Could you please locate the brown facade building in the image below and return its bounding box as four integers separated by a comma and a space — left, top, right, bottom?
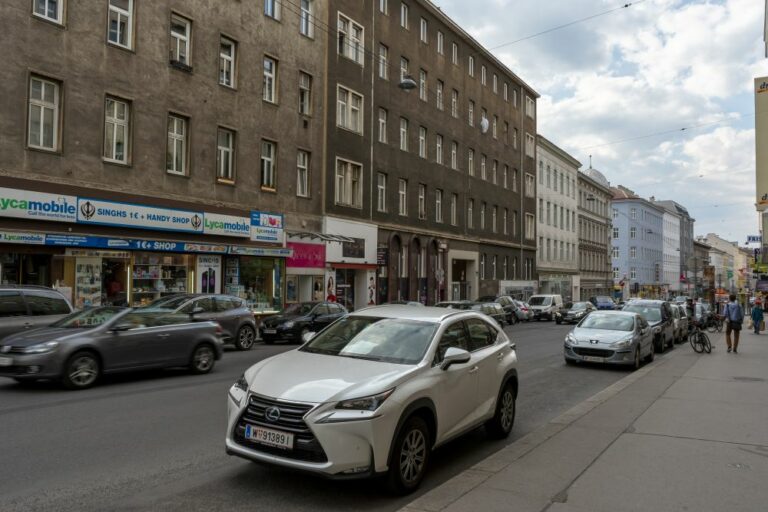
0, 0, 537, 310
577, 167, 613, 300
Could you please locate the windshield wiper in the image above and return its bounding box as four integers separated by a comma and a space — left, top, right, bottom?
301, 347, 338, 355
340, 354, 386, 362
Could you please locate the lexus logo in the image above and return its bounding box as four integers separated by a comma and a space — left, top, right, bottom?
265, 406, 281, 422
80, 201, 96, 220
191, 214, 202, 230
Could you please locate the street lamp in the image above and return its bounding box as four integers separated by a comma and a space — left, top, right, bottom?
398, 76, 418, 91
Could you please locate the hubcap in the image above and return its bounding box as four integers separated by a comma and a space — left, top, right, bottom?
195, 347, 214, 371
239, 328, 254, 348
500, 391, 514, 430
69, 356, 97, 386
399, 429, 426, 484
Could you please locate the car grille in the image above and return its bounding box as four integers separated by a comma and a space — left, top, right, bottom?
0, 346, 26, 354
573, 347, 614, 358
234, 394, 327, 463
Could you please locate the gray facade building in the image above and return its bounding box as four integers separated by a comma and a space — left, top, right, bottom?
577, 167, 613, 300
652, 200, 695, 290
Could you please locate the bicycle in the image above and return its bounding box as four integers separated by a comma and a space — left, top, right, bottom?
706, 314, 723, 334
689, 322, 712, 353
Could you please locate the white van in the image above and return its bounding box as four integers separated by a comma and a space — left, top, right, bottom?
528, 294, 564, 321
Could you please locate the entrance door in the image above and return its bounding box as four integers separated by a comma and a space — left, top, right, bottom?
102, 259, 128, 306
335, 269, 355, 311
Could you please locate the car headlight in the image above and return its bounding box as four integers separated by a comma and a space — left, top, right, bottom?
229, 373, 249, 406
282, 321, 295, 329
565, 333, 578, 345
336, 388, 395, 411
22, 341, 59, 354
611, 337, 634, 349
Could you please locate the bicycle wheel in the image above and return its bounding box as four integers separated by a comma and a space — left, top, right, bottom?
689, 331, 698, 351
692, 332, 705, 353
706, 322, 716, 334
703, 333, 712, 353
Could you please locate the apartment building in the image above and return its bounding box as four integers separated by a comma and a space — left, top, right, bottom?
652, 199, 694, 294
577, 167, 612, 300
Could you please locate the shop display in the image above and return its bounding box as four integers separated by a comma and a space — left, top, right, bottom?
75, 257, 102, 308
131, 253, 190, 306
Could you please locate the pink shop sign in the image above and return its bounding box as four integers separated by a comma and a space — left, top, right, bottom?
287, 242, 326, 268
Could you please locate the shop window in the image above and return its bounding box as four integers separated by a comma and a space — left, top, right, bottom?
239, 256, 284, 311
131, 253, 191, 306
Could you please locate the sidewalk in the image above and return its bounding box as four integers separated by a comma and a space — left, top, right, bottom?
402, 330, 768, 512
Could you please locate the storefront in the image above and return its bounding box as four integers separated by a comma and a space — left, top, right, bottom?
285, 240, 326, 304
0, 186, 290, 312
323, 217, 378, 311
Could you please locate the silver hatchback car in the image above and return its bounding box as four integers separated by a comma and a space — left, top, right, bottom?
564, 311, 654, 370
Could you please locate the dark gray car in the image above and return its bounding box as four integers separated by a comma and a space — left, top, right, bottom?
0, 307, 224, 389
143, 294, 257, 350
622, 299, 675, 353
0, 286, 73, 341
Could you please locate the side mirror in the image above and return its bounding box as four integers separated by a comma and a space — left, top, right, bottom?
302, 331, 316, 343
110, 322, 133, 333
440, 347, 471, 370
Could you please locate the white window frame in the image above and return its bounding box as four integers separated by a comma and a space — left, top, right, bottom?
296, 150, 310, 197
418, 126, 427, 158
337, 12, 364, 65
420, 17, 427, 43
378, 108, 388, 143
436, 189, 443, 223
481, 65, 486, 85
219, 37, 236, 88
27, 76, 60, 151
299, 0, 314, 37
525, 133, 535, 157
468, 199, 474, 228
468, 148, 474, 176
400, 117, 408, 151
419, 69, 427, 101
299, 72, 312, 115
399, 179, 408, 216
492, 160, 497, 185
108, 0, 134, 49
418, 183, 426, 219
378, 44, 389, 80
379, 0, 388, 14
377, 172, 387, 212
503, 165, 508, 189
263, 56, 278, 103
261, 140, 277, 189
468, 55, 474, 77
400, 56, 409, 81
492, 74, 497, 93
525, 173, 535, 197
480, 154, 487, 180
436, 134, 443, 164
503, 208, 508, 235
492, 206, 497, 233
437, 31, 444, 54
512, 167, 518, 192
480, 202, 486, 229
451, 89, 458, 118
492, 115, 498, 139
264, 0, 281, 19
400, 2, 408, 29
468, 100, 474, 126
451, 42, 458, 64
526, 95, 536, 118
216, 128, 235, 182
451, 194, 458, 226
436, 80, 444, 110
336, 85, 363, 134
630, 227, 637, 239
503, 82, 508, 101
613, 227, 620, 239
34, 0, 64, 24
525, 213, 535, 240
335, 158, 363, 208
166, 114, 187, 175
103, 96, 130, 164
169, 13, 191, 65
451, 141, 458, 170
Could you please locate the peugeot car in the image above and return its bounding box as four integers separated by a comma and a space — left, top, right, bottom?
564, 311, 654, 369
226, 305, 518, 494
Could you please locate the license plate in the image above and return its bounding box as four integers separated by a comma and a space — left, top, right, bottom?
582, 355, 605, 363
0, 357, 12, 366
244, 424, 294, 449
262, 329, 277, 334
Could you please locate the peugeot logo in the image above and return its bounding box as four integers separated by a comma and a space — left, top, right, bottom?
80, 201, 96, 220
265, 406, 281, 422
191, 214, 202, 230
589, 339, 600, 344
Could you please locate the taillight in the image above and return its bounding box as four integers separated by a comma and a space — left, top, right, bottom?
215, 324, 223, 335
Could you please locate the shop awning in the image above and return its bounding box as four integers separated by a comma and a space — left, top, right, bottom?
287, 231, 355, 243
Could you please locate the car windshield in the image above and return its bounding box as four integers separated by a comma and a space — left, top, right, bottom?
284, 303, 316, 316
142, 295, 190, 310
623, 305, 661, 323
529, 296, 551, 306
596, 296, 613, 303
578, 314, 634, 331
51, 307, 125, 328
301, 316, 438, 365
571, 302, 589, 311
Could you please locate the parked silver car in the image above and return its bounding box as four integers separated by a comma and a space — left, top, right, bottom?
0, 286, 73, 341
671, 304, 689, 343
0, 307, 224, 389
564, 311, 654, 370
513, 301, 533, 322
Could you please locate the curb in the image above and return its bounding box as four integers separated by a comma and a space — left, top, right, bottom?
400, 345, 685, 512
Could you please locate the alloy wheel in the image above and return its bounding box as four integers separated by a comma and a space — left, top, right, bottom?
399, 429, 427, 484
238, 326, 255, 350
68, 355, 98, 387
193, 346, 214, 372
500, 390, 515, 431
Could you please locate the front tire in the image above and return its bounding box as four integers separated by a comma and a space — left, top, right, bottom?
61, 351, 100, 390
190, 344, 216, 374
645, 342, 655, 363
386, 416, 431, 495
632, 346, 641, 370
486, 383, 516, 438
235, 325, 256, 351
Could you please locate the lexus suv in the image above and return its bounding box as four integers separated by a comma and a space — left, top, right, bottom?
225, 305, 518, 494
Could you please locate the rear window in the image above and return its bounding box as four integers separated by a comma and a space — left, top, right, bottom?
24, 290, 71, 316
0, 291, 27, 317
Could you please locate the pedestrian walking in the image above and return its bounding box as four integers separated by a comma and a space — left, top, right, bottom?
724, 294, 744, 353
752, 300, 764, 335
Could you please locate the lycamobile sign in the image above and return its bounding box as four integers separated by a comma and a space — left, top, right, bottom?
0, 187, 77, 223
203, 213, 251, 238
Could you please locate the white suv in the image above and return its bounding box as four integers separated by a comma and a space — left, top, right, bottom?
225, 305, 518, 494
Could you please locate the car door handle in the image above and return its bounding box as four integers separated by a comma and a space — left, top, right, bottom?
468, 366, 479, 374
157, 334, 171, 338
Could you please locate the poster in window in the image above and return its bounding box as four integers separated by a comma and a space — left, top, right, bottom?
342, 238, 365, 258
286, 275, 298, 303
196, 255, 222, 294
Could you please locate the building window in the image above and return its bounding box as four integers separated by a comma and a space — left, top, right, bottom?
468, 199, 474, 228
503, 208, 508, 235
468, 148, 474, 176
418, 126, 427, 158
503, 256, 508, 280
378, 108, 388, 143
451, 194, 458, 226
400, 117, 408, 151
400, 2, 408, 28
299, 0, 314, 37
613, 267, 620, 280
337, 85, 363, 134
512, 88, 518, 107
451, 141, 458, 170
437, 31, 444, 54
103, 97, 129, 164
27, 76, 60, 151
419, 69, 427, 101
612, 246, 619, 258
613, 227, 619, 239
166, 114, 187, 175
219, 37, 236, 87
525, 133, 535, 157
297, 150, 310, 197
264, 0, 281, 19
34, 0, 63, 24
526, 95, 535, 118
378, 44, 389, 79
480, 254, 486, 280
418, 184, 426, 219
630, 207, 637, 219
450, 89, 459, 118
480, 202, 486, 229
481, 65, 486, 85
338, 13, 364, 65
492, 160, 498, 185
435, 189, 443, 223
513, 128, 518, 149
492, 115, 498, 139
263, 56, 278, 103
108, 0, 134, 49
451, 42, 458, 64
512, 210, 518, 236
261, 140, 276, 189
336, 159, 363, 208
436, 80, 444, 110
630, 247, 637, 258
502, 165, 508, 189
613, 208, 618, 219
216, 128, 235, 182
493, 74, 498, 93
169, 13, 191, 66
420, 17, 427, 42
525, 213, 535, 240
299, 72, 312, 115
630, 227, 637, 239
379, 0, 387, 14
492, 206, 497, 232
630, 267, 637, 280
377, 172, 387, 212
468, 100, 474, 126
480, 154, 487, 180
399, 179, 408, 216
512, 167, 518, 192
503, 82, 508, 101
468, 56, 474, 77
436, 134, 443, 164
525, 173, 535, 197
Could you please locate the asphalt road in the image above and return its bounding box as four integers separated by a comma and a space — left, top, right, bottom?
0, 320, 638, 512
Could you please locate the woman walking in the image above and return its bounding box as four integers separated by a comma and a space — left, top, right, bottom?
752, 300, 764, 335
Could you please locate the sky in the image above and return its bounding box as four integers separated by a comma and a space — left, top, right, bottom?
433, 0, 767, 245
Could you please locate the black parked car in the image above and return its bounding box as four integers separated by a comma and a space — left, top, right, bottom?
143, 294, 257, 350
622, 299, 675, 353
261, 301, 348, 344
469, 302, 508, 326
477, 295, 520, 325
555, 301, 596, 324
